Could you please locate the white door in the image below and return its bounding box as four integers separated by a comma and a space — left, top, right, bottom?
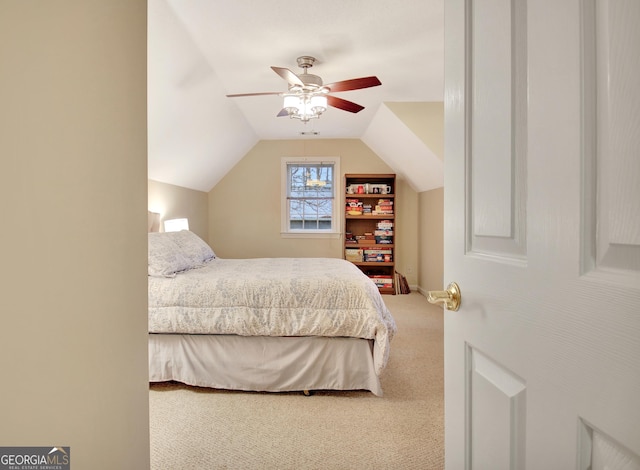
442, 0, 640, 468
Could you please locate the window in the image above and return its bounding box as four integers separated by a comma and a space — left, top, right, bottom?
281, 157, 340, 238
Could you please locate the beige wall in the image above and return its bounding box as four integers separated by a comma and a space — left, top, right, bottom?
396, 180, 419, 287
208, 139, 419, 286
386, 102, 444, 162
0, 2, 149, 469
148, 179, 209, 239
409, 102, 445, 294
389, 101, 444, 292
418, 187, 444, 294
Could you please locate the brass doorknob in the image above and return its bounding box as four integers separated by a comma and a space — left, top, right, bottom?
427, 282, 461, 311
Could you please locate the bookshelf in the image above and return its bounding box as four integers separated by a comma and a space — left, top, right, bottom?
344, 173, 396, 294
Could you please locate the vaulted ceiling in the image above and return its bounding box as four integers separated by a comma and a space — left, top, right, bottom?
148, 0, 444, 193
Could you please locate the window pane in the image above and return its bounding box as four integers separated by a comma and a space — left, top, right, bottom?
288, 164, 333, 197
287, 163, 334, 231
289, 198, 333, 230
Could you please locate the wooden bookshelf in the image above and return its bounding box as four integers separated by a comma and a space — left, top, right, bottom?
344, 174, 396, 294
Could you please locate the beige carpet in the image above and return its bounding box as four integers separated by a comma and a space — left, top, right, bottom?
149, 292, 444, 469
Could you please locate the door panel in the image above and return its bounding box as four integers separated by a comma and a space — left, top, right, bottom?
468, 346, 526, 470
468, 0, 527, 260
471, 0, 513, 239
591, 429, 640, 470
444, 0, 640, 468
584, 0, 640, 279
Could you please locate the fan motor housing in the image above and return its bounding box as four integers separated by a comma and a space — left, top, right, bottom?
300, 73, 323, 87
296, 56, 323, 88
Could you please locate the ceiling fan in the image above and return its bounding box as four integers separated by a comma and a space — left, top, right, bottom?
226, 56, 381, 122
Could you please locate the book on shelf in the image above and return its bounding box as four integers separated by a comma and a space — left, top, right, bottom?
369, 275, 393, 288
373, 209, 394, 215
359, 240, 386, 246
364, 252, 392, 262
364, 249, 392, 255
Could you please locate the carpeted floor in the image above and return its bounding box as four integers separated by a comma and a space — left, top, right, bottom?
149, 292, 444, 469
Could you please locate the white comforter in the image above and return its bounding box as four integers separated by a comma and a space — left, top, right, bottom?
148, 257, 397, 375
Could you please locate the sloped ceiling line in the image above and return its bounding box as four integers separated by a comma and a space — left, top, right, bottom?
362, 104, 443, 193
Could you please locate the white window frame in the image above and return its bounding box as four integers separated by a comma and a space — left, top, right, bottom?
281, 156, 341, 239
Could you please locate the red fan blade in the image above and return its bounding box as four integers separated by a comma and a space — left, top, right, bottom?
226, 92, 282, 98
327, 95, 365, 113
325, 76, 381, 92
271, 66, 305, 87
276, 108, 290, 117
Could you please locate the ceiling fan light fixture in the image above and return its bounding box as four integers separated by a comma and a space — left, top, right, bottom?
283, 94, 301, 114
310, 95, 327, 114
227, 56, 381, 122
282, 93, 326, 122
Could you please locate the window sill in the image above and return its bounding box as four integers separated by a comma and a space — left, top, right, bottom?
280, 231, 341, 239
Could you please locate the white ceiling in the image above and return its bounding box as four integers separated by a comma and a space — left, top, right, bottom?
148, 0, 444, 192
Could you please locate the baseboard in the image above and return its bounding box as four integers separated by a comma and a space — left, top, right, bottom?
399, 285, 422, 295
416, 286, 428, 297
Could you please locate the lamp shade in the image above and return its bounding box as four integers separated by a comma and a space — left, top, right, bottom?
148, 211, 161, 232
163, 218, 189, 232
310, 95, 327, 113
283, 95, 301, 114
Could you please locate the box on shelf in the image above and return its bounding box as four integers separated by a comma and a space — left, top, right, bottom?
364, 248, 393, 262
374, 228, 393, 244
345, 248, 363, 262
369, 275, 393, 288
346, 198, 363, 215
373, 199, 394, 215
377, 220, 394, 230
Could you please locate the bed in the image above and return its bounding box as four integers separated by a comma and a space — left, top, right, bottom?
147, 229, 397, 396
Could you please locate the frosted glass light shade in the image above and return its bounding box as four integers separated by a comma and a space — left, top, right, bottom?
163, 218, 189, 232
310, 95, 327, 113
283, 95, 301, 113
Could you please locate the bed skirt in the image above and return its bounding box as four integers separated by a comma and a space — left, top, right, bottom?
149, 334, 383, 396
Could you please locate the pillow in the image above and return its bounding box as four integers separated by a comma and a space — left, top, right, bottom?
148, 232, 193, 278
169, 230, 216, 267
